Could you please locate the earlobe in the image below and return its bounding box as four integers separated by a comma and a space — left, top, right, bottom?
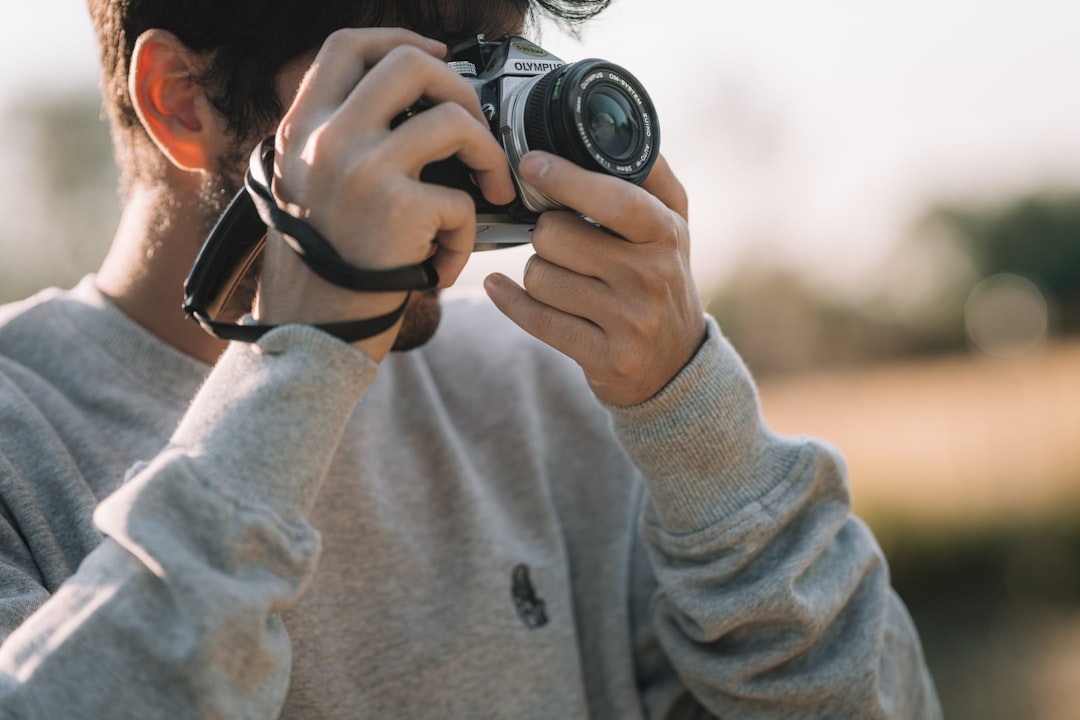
130, 29, 222, 172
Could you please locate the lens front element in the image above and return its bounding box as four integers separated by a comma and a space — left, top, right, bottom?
522, 60, 659, 185
584, 87, 639, 160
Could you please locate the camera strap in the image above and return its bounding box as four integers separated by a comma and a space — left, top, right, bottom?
183, 137, 439, 344
246, 137, 439, 292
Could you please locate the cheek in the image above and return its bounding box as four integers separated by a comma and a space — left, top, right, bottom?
392, 290, 443, 350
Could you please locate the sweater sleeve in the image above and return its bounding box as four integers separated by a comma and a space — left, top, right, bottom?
608, 317, 942, 719
0, 325, 376, 720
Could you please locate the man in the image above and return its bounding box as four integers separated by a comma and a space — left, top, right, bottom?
0, 0, 940, 717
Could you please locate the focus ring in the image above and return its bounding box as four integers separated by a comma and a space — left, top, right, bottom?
523, 70, 560, 157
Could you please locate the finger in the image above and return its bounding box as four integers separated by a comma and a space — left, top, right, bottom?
386, 181, 478, 269
640, 154, 689, 221
484, 272, 605, 360
283, 29, 447, 132
313, 178, 475, 274
423, 185, 480, 287
521, 254, 614, 320
385, 103, 515, 204
340, 45, 487, 128
528, 217, 690, 332
518, 151, 674, 244
527, 211, 622, 279
430, 236, 472, 288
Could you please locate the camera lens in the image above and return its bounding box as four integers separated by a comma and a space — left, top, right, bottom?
520, 60, 659, 185
583, 88, 638, 160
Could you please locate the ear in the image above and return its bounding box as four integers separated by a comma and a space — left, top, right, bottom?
129, 29, 226, 172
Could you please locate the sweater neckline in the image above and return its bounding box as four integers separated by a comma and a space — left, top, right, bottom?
63, 275, 211, 405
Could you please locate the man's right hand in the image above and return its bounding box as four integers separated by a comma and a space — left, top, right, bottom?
254, 28, 516, 362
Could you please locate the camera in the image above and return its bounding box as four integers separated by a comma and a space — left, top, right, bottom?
404, 35, 661, 249
184, 35, 663, 341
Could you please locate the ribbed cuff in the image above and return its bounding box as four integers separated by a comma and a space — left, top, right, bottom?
607, 318, 802, 535
169, 324, 378, 518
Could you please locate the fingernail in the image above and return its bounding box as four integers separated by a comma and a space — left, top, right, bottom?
483, 274, 501, 296
519, 152, 549, 180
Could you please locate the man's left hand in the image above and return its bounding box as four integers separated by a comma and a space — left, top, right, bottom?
485, 151, 706, 407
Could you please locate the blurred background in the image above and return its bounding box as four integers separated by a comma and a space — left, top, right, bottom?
3, 1, 1079, 716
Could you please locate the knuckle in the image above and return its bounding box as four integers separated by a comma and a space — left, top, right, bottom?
384, 44, 430, 73
530, 212, 571, 253
628, 307, 663, 347
306, 125, 348, 162
521, 255, 546, 292
321, 27, 359, 57
653, 210, 683, 249
642, 267, 675, 305
607, 346, 645, 382
529, 307, 558, 338
428, 101, 474, 130
444, 186, 476, 218
623, 256, 675, 307
530, 215, 554, 251
277, 107, 303, 141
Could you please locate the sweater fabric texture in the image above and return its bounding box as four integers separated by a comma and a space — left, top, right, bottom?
0, 277, 940, 718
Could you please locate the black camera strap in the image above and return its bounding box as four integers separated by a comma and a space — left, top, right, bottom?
184, 137, 439, 344
246, 138, 439, 292
193, 293, 412, 345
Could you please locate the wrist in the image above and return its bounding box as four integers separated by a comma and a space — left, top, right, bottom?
256, 237, 409, 361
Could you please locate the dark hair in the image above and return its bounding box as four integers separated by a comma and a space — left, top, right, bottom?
86, 0, 611, 185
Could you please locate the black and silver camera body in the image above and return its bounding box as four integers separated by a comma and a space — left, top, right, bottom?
413, 36, 661, 249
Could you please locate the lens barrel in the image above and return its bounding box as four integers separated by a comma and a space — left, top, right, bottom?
521, 60, 659, 185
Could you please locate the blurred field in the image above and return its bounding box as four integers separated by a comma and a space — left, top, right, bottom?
757, 340, 1080, 719
759, 339, 1080, 534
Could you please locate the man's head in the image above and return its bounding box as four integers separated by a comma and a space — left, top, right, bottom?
86, 0, 612, 197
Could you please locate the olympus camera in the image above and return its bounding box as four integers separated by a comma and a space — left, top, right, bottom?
405, 35, 661, 249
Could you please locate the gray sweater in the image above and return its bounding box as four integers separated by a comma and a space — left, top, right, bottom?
0, 277, 939, 718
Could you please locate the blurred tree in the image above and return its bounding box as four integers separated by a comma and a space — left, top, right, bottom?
705, 266, 964, 377
704, 209, 982, 377
923, 192, 1080, 335
705, 190, 1080, 375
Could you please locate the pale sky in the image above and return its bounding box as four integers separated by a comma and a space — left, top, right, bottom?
3, 0, 1079, 292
